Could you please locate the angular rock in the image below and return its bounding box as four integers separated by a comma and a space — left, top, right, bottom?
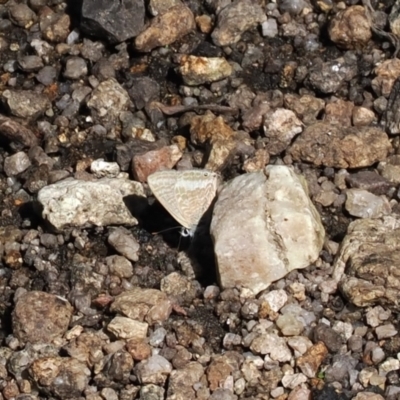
180, 55, 232, 86
167, 361, 204, 399
289, 122, 391, 169
135, 5, 195, 52
81, 0, 145, 43
13, 291, 73, 344
211, 166, 325, 294
2, 89, 51, 120
108, 227, 140, 262
107, 317, 148, 340
371, 59, 400, 97
345, 189, 391, 218
30, 357, 90, 398
135, 355, 172, 385
110, 288, 172, 325
37, 178, 145, 230
86, 78, 130, 123
40, 11, 70, 43
211, 0, 266, 47
333, 215, 400, 310
345, 171, 392, 196
4, 152, 31, 176
0, 116, 39, 148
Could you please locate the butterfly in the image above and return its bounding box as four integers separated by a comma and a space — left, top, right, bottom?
147, 169, 219, 237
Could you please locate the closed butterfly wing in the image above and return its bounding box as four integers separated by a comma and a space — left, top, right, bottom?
148, 169, 218, 233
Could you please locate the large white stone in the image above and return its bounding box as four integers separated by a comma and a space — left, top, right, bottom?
210, 165, 325, 294
38, 178, 145, 230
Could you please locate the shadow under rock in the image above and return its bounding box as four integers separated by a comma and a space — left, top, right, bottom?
126, 194, 218, 285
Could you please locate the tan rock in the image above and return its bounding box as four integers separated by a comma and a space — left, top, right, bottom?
107, 316, 148, 340
352, 106, 376, 126
372, 58, 400, 97
132, 144, 183, 182
324, 99, 354, 126
289, 122, 391, 169
328, 5, 372, 49
135, 5, 195, 52
296, 342, 328, 378
180, 55, 232, 86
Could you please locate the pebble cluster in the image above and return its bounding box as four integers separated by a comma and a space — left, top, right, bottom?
0, 1, 400, 400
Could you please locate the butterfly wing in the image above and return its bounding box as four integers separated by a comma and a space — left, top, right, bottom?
148, 170, 192, 229
174, 170, 218, 229
148, 170, 218, 231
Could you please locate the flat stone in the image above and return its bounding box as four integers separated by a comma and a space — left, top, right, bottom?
37, 178, 144, 230
345, 188, 391, 218
107, 316, 148, 340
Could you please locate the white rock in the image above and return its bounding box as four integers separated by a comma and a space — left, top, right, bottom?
281, 373, 307, 389
259, 289, 288, 312
211, 166, 325, 294
90, 158, 120, 178
135, 355, 172, 385
345, 188, 391, 218
250, 332, 292, 362
37, 178, 144, 230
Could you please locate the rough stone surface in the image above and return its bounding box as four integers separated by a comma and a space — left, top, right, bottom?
13, 291, 73, 344
37, 178, 145, 229
211, 166, 325, 294
289, 122, 391, 168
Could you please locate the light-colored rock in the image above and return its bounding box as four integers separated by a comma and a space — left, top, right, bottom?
281, 373, 307, 389
211, 166, 325, 294
166, 362, 204, 399
38, 178, 144, 229
107, 316, 148, 340
135, 5, 195, 52
90, 159, 120, 178
263, 108, 303, 155
372, 58, 400, 97
135, 355, 172, 385
345, 189, 391, 218
110, 288, 172, 325
250, 332, 292, 362
180, 55, 232, 86
108, 227, 140, 262
86, 78, 130, 123
4, 152, 31, 176
211, 0, 266, 46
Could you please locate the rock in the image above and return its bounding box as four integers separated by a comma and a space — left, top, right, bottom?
17, 55, 43, 72
149, 0, 182, 16
4, 152, 31, 176
284, 93, 325, 125
110, 288, 172, 325
86, 78, 130, 124
108, 227, 140, 262
372, 59, 400, 97
81, 0, 145, 43
345, 189, 391, 218
377, 155, 400, 184
179, 55, 232, 86
328, 6, 372, 49
135, 354, 172, 385
167, 362, 204, 399
207, 352, 243, 391
90, 159, 120, 178
0, 116, 39, 148
211, 166, 325, 294
352, 393, 384, 400
314, 323, 343, 353
211, 0, 266, 47
8, 3, 36, 28
132, 144, 182, 182
2, 89, 51, 120
190, 112, 237, 171
345, 171, 392, 196
128, 77, 160, 110
37, 178, 145, 230
250, 332, 292, 362
63, 56, 88, 80
375, 324, 398, 340
296, 342, 329, 378
289, 122, 391, 168
333, 215, 400, 310
263, 108, 303, 155
107, 316, 148, 340
106, 255, 134, 279
352, 106, 376, 126
39, 11, 70, 43
30, 357, 90, 398
324, 99, 354, 126
307, 58, 357, 94
281, 373, 307, 389
135, 5, 195, 52
12, 291, 73, 344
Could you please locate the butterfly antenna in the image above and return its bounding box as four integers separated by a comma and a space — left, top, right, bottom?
151, 226, 181, 235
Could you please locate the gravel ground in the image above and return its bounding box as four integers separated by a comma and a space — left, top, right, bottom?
1, 0, 400, 399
